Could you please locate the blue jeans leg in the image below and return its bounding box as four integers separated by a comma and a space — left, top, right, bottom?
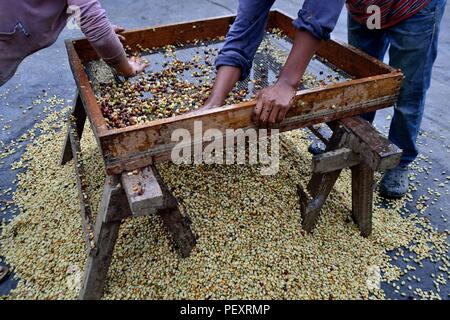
387, 0, 446, 166
347, 13, 389, 123
347, 0, 446, 166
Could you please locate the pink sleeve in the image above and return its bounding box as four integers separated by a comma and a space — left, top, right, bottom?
68, 0, 125, 65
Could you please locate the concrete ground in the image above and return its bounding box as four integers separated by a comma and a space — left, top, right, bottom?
0, 0, 449, 299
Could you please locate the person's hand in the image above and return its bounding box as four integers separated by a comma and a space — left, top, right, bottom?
113, 25, 126, 43
119, 56, 149, 78
110, 25, 148, 78
189, 97, 225, 115
252, 82, 296, 128
189, 66, 241, 115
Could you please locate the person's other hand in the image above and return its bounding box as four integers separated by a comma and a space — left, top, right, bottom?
121, 56, 149, 78
189, 97, 225, 115
113, 25, 126, 43
252, 82, 296, 128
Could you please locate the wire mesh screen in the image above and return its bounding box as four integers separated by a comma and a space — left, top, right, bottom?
87, 32, 350, 95
84, 32, 351, 128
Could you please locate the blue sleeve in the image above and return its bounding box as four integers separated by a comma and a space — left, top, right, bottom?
293, 0, 345, 40
215, 0, 345, 80
215, 0, 275, 80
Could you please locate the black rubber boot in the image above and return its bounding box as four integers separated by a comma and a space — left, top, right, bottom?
307, 140, 326, 155
379, 165, 410, 199
0, 265, 9, 283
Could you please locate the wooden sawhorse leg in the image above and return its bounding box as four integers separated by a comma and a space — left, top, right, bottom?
120, 167, 197, 258
299, 170, 342, 233
299, 117, 402, 237
152, 169, 197, 258
351, 163, 374, 237
79, 176, 125, 300
299, 127, 345, 232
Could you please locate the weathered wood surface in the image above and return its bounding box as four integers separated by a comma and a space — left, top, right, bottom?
351, 163, 375, 237
299, 170, 342, 233
65, 10, 403, 175
299, 128, 346, 232
312, 147, 360, 174
79, 175, 123, 300
71, 15, 236, 63
311, 117, 402, 172
99, 72, 401, 175
77, 167, 195, 300
152, 167, 197, 258
65, 102, 96, 255
159, 207, 196, 258
121, 166, 164, 216
115, 165, 196, 257
102, 175, 133, 223
312, 117, 402, 174
339, 117, 402, 171
299, 117, 401, 237
65, 40, 109, 134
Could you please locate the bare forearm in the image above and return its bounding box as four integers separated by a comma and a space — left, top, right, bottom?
110, 53, 133, 76
252, 30, 322, 127
205, 66, 241, 107
277, 30, 321, 89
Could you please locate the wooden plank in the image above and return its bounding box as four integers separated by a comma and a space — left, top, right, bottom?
351, 163, 374, 237
312, 117, 401, 174
72, 15, 236, 62
65, 40, 109, 135
152, 167, 197, 258
299, 128, 346, 233
67, 112, 96, 255
159, 208, 196, 258
299, 171, 342, 233
102, 175, 133, 223
79, 175, 122, 300
312, 148, 360, 174
121, 166, 164, 216
99, 73, 402, 175
339, 117, 402, 171
60, 91, 87, 165
316, 40, 398, 79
